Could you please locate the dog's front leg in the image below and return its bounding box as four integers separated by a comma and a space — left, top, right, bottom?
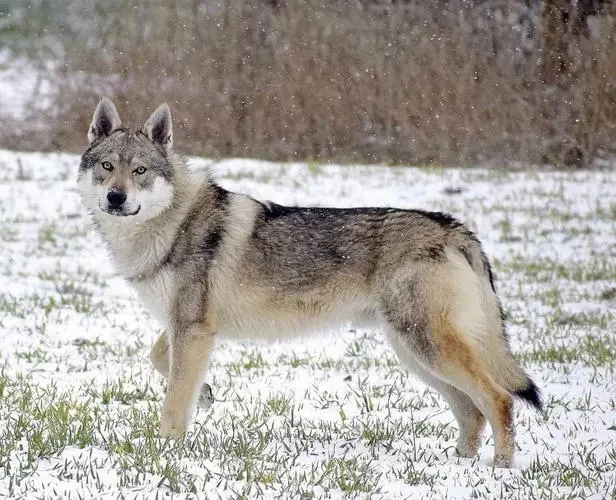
150, 331, 214, 409
160, 316, 215, 438
150, 332, 170, 377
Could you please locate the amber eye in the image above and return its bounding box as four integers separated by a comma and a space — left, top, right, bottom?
101, 161, 113, 171
134, 166, 147, 175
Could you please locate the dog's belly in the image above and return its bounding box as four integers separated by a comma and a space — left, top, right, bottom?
213, 289, 377, 341
216, 310, 357, 340
131, 271, 377, 339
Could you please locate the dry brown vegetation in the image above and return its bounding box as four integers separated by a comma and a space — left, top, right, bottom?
4, 0, 616, 166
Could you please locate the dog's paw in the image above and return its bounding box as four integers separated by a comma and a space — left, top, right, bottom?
197, 383, 214, 409
455, 439, 479, 459
455, 445, 477, 459
159, 411, 187, 439
491, 453, 514, 469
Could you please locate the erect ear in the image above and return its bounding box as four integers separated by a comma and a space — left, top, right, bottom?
143, 103, 173, 150
88, 97, 122, 144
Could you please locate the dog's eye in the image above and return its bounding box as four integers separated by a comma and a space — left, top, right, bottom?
134, 166, 147, 175
101, 161, 113, 171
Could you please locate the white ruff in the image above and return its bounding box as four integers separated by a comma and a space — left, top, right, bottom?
80, 169, 204, 328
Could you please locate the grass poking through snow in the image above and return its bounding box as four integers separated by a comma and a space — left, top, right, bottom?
1, 152, 615, 498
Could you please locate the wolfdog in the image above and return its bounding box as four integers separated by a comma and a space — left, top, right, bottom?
79, 98, 541, 467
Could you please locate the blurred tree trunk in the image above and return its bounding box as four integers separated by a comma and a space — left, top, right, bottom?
539, 0, 606, 165
540, 0, 604, 84
541, 0, 572, 85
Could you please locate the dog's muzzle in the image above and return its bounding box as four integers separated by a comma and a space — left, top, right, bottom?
100, 189, 140, 216
107, 188, 127, 208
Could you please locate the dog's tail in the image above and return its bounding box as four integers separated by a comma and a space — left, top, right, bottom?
489, 343, 543, 411
480, 319, 543, 410
453, 237, 544, 412
511, 376, 543, 410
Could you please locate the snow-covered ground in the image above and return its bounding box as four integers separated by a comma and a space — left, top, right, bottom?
0, 150, 615, 499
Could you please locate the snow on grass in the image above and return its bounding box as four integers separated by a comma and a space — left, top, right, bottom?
1, 150, 615, 499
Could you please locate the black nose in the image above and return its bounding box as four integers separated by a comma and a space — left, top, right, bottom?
107, 189, 127, 207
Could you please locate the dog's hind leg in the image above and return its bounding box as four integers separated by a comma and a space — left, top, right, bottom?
381, 270, 515, 467
385, 317, 513, 466
385, 329, 486, 459
431, 320, 514, 467
150, 332, 214, 409
435, 381, 486, 458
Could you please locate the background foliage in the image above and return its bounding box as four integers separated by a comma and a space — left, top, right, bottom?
1, 0, 615, 166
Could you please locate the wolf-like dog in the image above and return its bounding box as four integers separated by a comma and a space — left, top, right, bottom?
79, 98, 541, 467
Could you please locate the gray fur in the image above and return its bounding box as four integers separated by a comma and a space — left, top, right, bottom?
88, 97, 122, 144
79, 99, 541, 468
81, 130, 174, 182
143, 103, 173, 150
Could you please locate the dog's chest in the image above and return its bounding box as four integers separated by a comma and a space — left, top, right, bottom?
131, 270, 176, 326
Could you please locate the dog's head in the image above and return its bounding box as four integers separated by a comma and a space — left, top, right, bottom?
78, 98, 176, 221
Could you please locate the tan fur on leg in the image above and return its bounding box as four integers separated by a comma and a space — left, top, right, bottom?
385, 329, 486, 459
435, 321, 515, 467
160, 322, 215, 438
438, 384, 486, 458
150, 331, 214, 410
150, 332, 170, 377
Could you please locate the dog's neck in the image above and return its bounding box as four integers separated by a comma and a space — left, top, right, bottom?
94, 165, 204, 281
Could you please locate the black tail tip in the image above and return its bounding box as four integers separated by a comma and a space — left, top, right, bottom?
513, 378, 543, 411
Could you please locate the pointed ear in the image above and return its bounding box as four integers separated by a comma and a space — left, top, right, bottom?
88, 97, 121, 144
143, 103, 173, 150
